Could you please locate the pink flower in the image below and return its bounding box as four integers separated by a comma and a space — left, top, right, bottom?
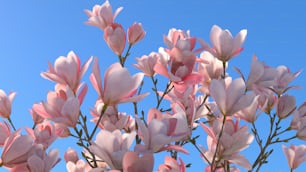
85, 0, 123, 30
89, 129, 136, 170
201, 25, 247, 62
282, 144, 306, 170
64, 148, 79, 164
198, 51, 224, 93
33, 86, 80, 128
128, 22, 146, 45
27, 148, 60, 172
0, 122, 10, 146
29, 105, 44, 125
235, 94, 259, 123
135, 105, 189, 154
134, 52, 160, 76
209, 78, 256, 116
290, 103, 306, 140
0, 89, 16, 118
158, 156, 186, 172
26, 120, 57, 149
122, 151, 154, 172
276, 95, 296, 119
41, 51, 92, 92
236, 55, 277, 91
66, 160, 92, 172
104, 23, 126, 55
90, 59, 148, 105
1, 131, 34, 168
200, 119, 253, 170
272, 65, 301, 95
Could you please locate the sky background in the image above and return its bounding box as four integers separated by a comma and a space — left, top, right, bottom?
0, 0, 306, 171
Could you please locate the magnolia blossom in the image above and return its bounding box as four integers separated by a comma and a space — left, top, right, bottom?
84, 0, 123, 30
201, 25, 247, 62
0, 122, 10, 146
235, 94, 259, 123
272, 65, 301, 95
89, 129, 136, 170
27, 148, 60, 172
41, 51, 92, 92
276, 95, 296, 119
282, 144, 306, 170
158, 156, 186, 172
122, 151, 154, 172
33, 86, 80, 128
66, 160, 92, 172
290, 103, 306, 140
64, 148, 79, 163
90, 59, 148, 105
134, 52, 160, 76
29, 105, 44, 125
236, 55, 277, 91
200, 119, 254, 170
135, 104, 189, 154
128, 22, 146, 45
104, 23, 126, 55
209, 78, 256, 116
198, 51, 224, 93
1, 131, 34, 168
26, 120, 58, 149
0, 89, 16, 118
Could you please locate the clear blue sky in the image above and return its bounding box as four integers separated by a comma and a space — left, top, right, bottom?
0, 0, 306, 171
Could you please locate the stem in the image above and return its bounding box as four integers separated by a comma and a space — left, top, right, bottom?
118, 43, 133, 67
222, 61, 226, 79
211, 116, 227, 171
7, 117, 16, 131
89, 104, 108, 140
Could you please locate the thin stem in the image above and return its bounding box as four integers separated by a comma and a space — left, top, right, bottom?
7, 117, 16, 131
118, 43, 133, 67
211, 116, 227, 171
222, 61, 226, 79
89, 104, 108, 140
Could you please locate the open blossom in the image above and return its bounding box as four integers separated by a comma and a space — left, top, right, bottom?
198, 51, 224, 93
26, 120, 57, 149
201, 25, 247, 62
33, 86, 80, 128
282, 144, 306, 170
200, 119, 254, 170
41, 51, 92, 92
0, 89, 16, 118
236, 55, 277, 91
272, 65, 301, 95
209, 78, 256, 116
90, 59, 148, 105
104, 23, 126, 55
154, 28, 203, 92
1, 131, 34, 168
27, 148, 60, 172
158, 156, 186, 172
122, 151, 154, 172
134, 52, 160, 76
128, 22, 146, 45
135, 104, 189, 154
235, 94, 259, 123
85, 0, 123, 30
89, 129, 136, 170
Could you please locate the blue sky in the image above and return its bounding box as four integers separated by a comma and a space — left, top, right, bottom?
0, 0, 306, 171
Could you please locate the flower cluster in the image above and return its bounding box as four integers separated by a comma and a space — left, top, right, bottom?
0, 1, 305, 172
